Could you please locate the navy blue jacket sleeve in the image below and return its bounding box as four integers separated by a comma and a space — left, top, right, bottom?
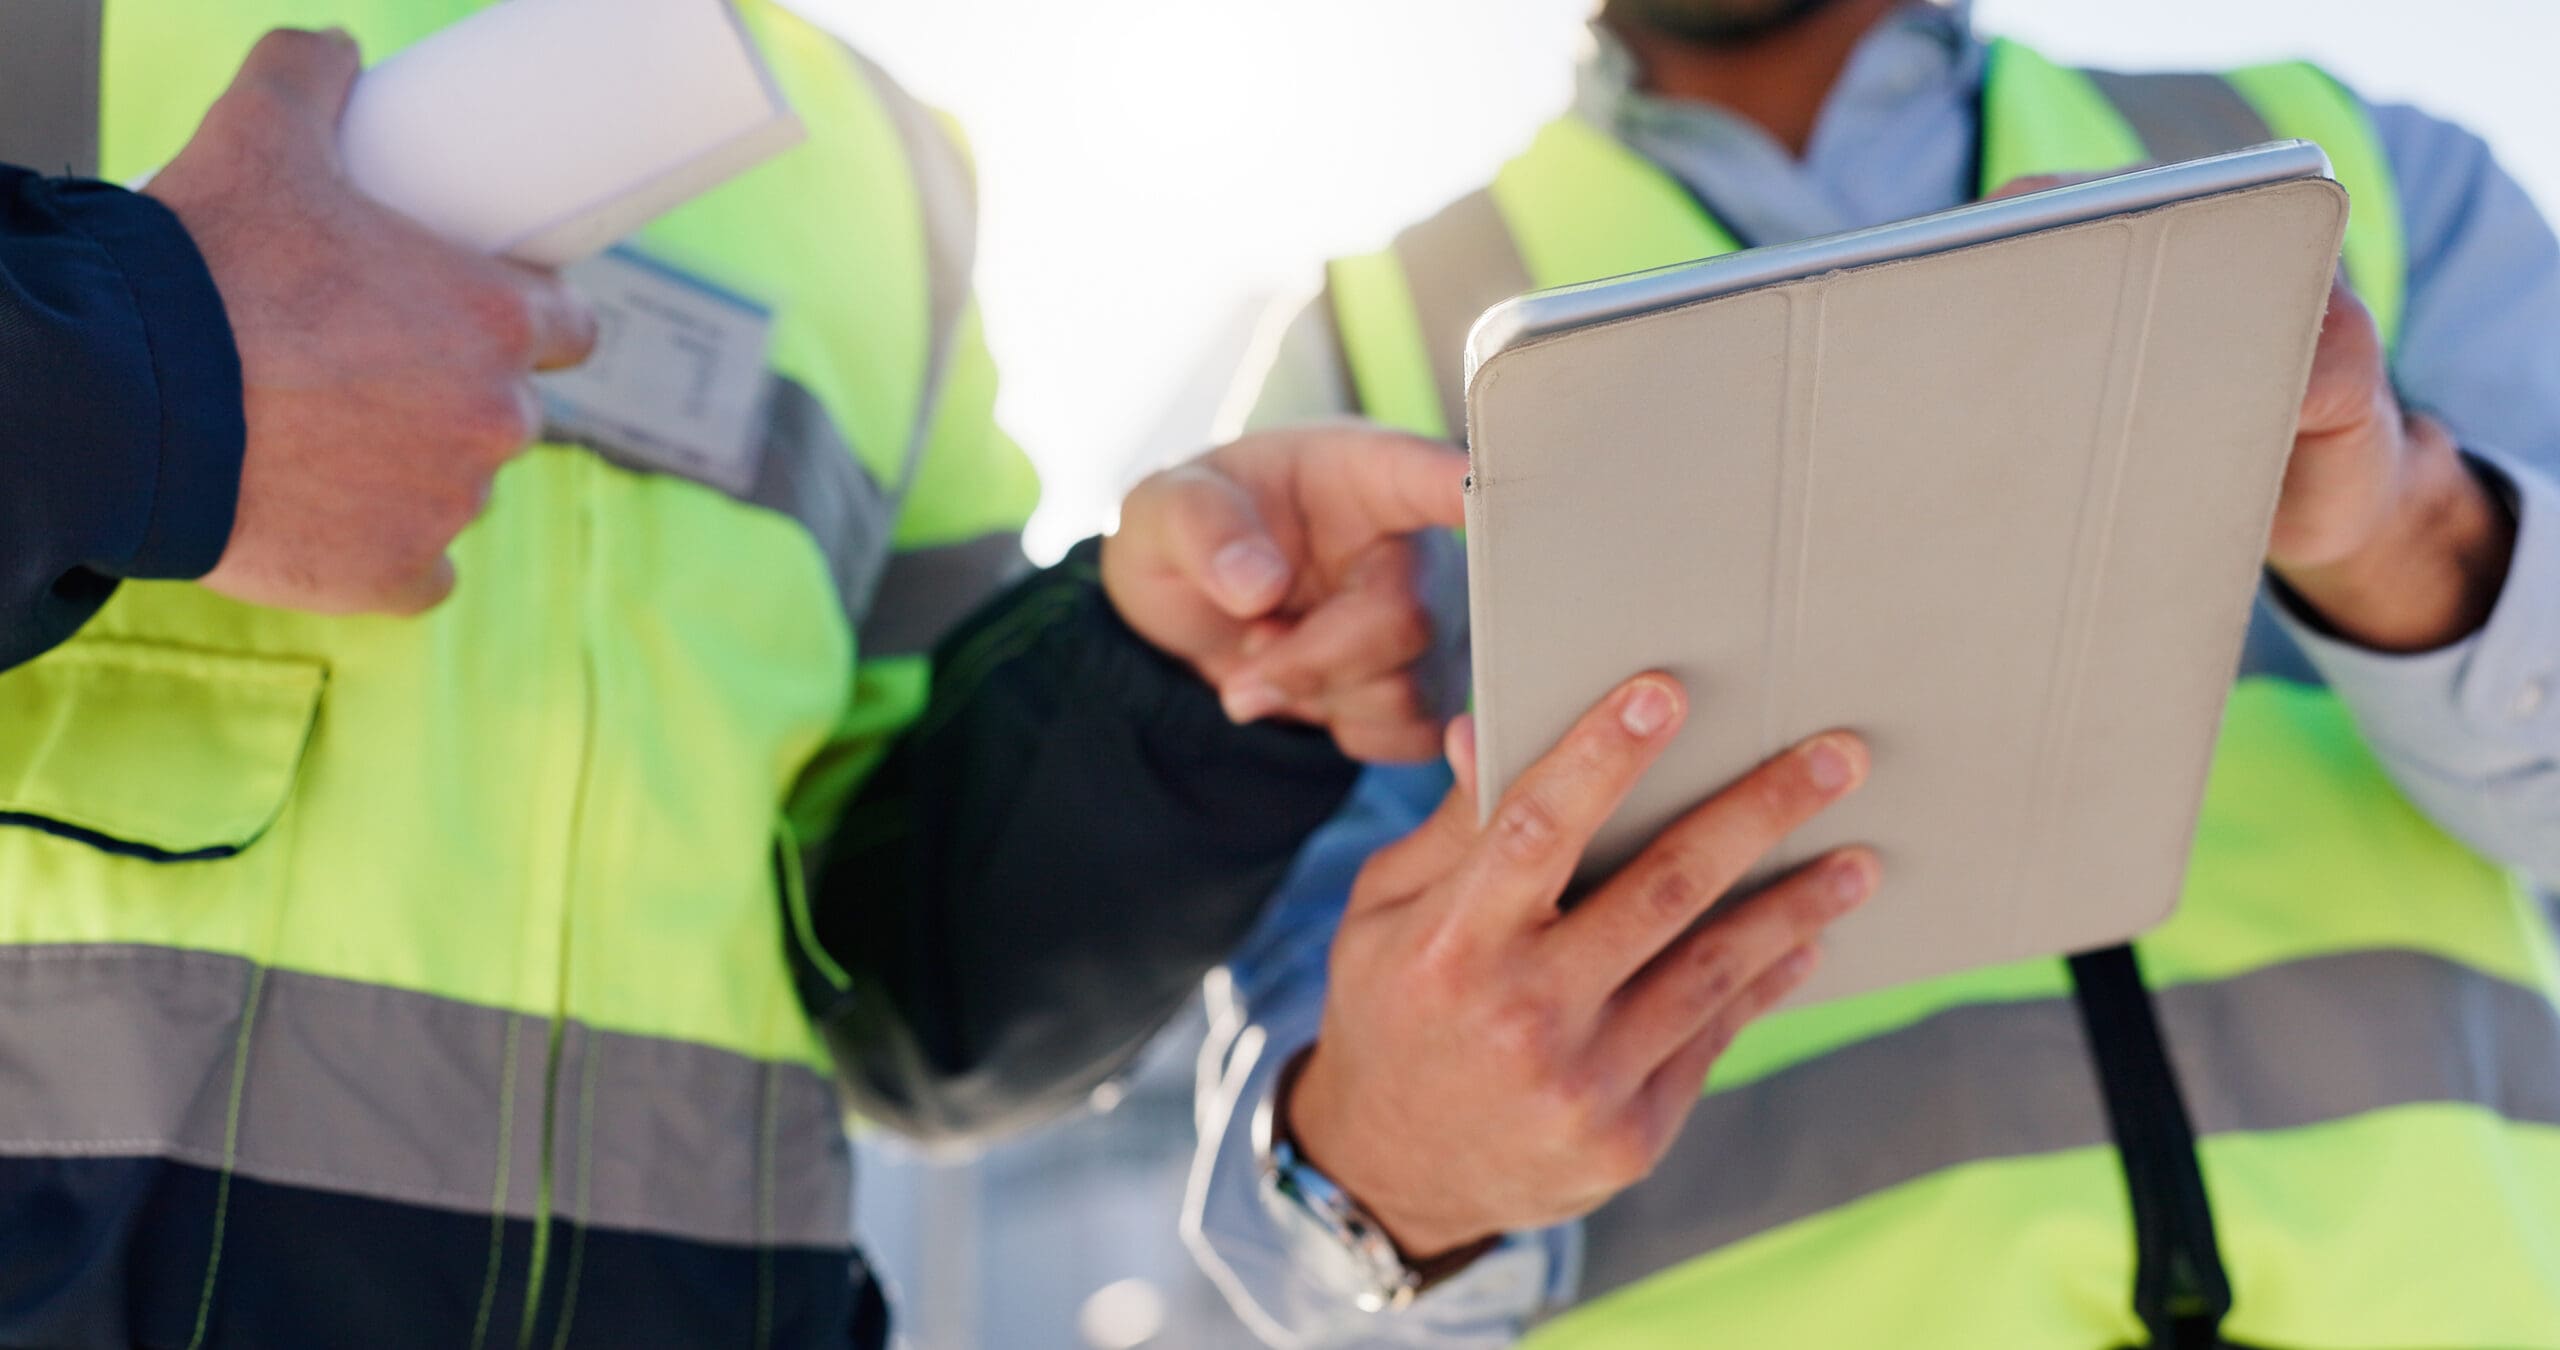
801, 538, 1362, 1142
0, 167, 244, 671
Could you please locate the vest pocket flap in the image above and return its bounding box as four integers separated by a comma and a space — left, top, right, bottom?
0, 640, 326, 859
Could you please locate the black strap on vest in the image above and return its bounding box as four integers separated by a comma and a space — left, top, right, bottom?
0, 0, 105, 176
2058, 68, 2279, 1350
2068, 944, 2235, 1350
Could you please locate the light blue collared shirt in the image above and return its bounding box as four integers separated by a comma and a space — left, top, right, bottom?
1187, 5, 2560, 1344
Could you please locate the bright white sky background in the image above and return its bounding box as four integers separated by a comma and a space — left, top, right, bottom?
804, 0, 2560, 561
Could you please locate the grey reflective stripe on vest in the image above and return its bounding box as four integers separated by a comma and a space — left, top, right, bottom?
843, 45, 977, 509
556, 51, 986, 647
835, 48, 1028, 658
859, 530, 1029, 658
2083, 69, 2277, 167
1375, 188, 1535, 445
0, 945, 853, 1250
746, 375, 902, 642
747, 392, 1029, 663
1575, 947, 2560, 1299
0, 0, 103, 176
765, 46, 991, 653
543, 371, 902, 647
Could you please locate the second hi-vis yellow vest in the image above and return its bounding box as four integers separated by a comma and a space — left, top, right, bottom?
0, 2, 1036, 1342
1329, 42, 2559, 1349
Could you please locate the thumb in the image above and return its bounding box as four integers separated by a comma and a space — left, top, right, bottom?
1348, 713, 1485, 907
232, 28, 363, 163
1139, 462, 1296, 620
1446, 713, 1481, 809
2296, 279, 2389, 439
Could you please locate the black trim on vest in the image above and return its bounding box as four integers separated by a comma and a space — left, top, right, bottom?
2067, 944, 2235, 1350
0, 811, 246, 864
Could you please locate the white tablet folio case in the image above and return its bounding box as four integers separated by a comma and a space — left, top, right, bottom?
1462, 154, 2350, 1005
337, 0, 803, 266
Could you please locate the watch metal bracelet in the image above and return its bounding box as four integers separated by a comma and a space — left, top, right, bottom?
1252, 1046, 1506, 1312
1252, 1049, 1427, 1312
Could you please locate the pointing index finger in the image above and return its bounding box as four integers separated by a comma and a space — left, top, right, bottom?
1299, 426, 1471, 537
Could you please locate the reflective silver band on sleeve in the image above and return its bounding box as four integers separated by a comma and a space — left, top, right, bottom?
0, 0, 103, 176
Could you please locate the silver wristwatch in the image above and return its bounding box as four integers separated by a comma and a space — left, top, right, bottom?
1253, 1086, 1431, 1313
1251, 1046, 1519, 1314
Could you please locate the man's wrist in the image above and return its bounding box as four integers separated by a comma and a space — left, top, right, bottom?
1275, 1043, 1501, 1271
2272, 419, 2517, 653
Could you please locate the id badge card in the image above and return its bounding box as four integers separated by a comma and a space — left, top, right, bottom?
537, 247, 776, 495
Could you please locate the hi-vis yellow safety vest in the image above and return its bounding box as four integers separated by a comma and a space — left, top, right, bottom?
0, 3, 1036, 1344
1330, 42, 2558, 1350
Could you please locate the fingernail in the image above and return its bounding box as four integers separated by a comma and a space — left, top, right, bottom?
1805, 737, 1856, 793
1213, 540, 1290, 608
1824, 853, 1874, 911
1620, 682, 1676, 738
1779, 946, 1820, 982
1223, 679, 1287, 724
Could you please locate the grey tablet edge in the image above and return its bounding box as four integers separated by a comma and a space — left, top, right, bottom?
1462, 140, 2334, 386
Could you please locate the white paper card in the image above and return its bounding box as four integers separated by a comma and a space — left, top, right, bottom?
337, 0, 803, 266
537, 249, 774, 494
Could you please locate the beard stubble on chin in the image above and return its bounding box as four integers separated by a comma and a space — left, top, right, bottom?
1599, 0, 1849, 47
